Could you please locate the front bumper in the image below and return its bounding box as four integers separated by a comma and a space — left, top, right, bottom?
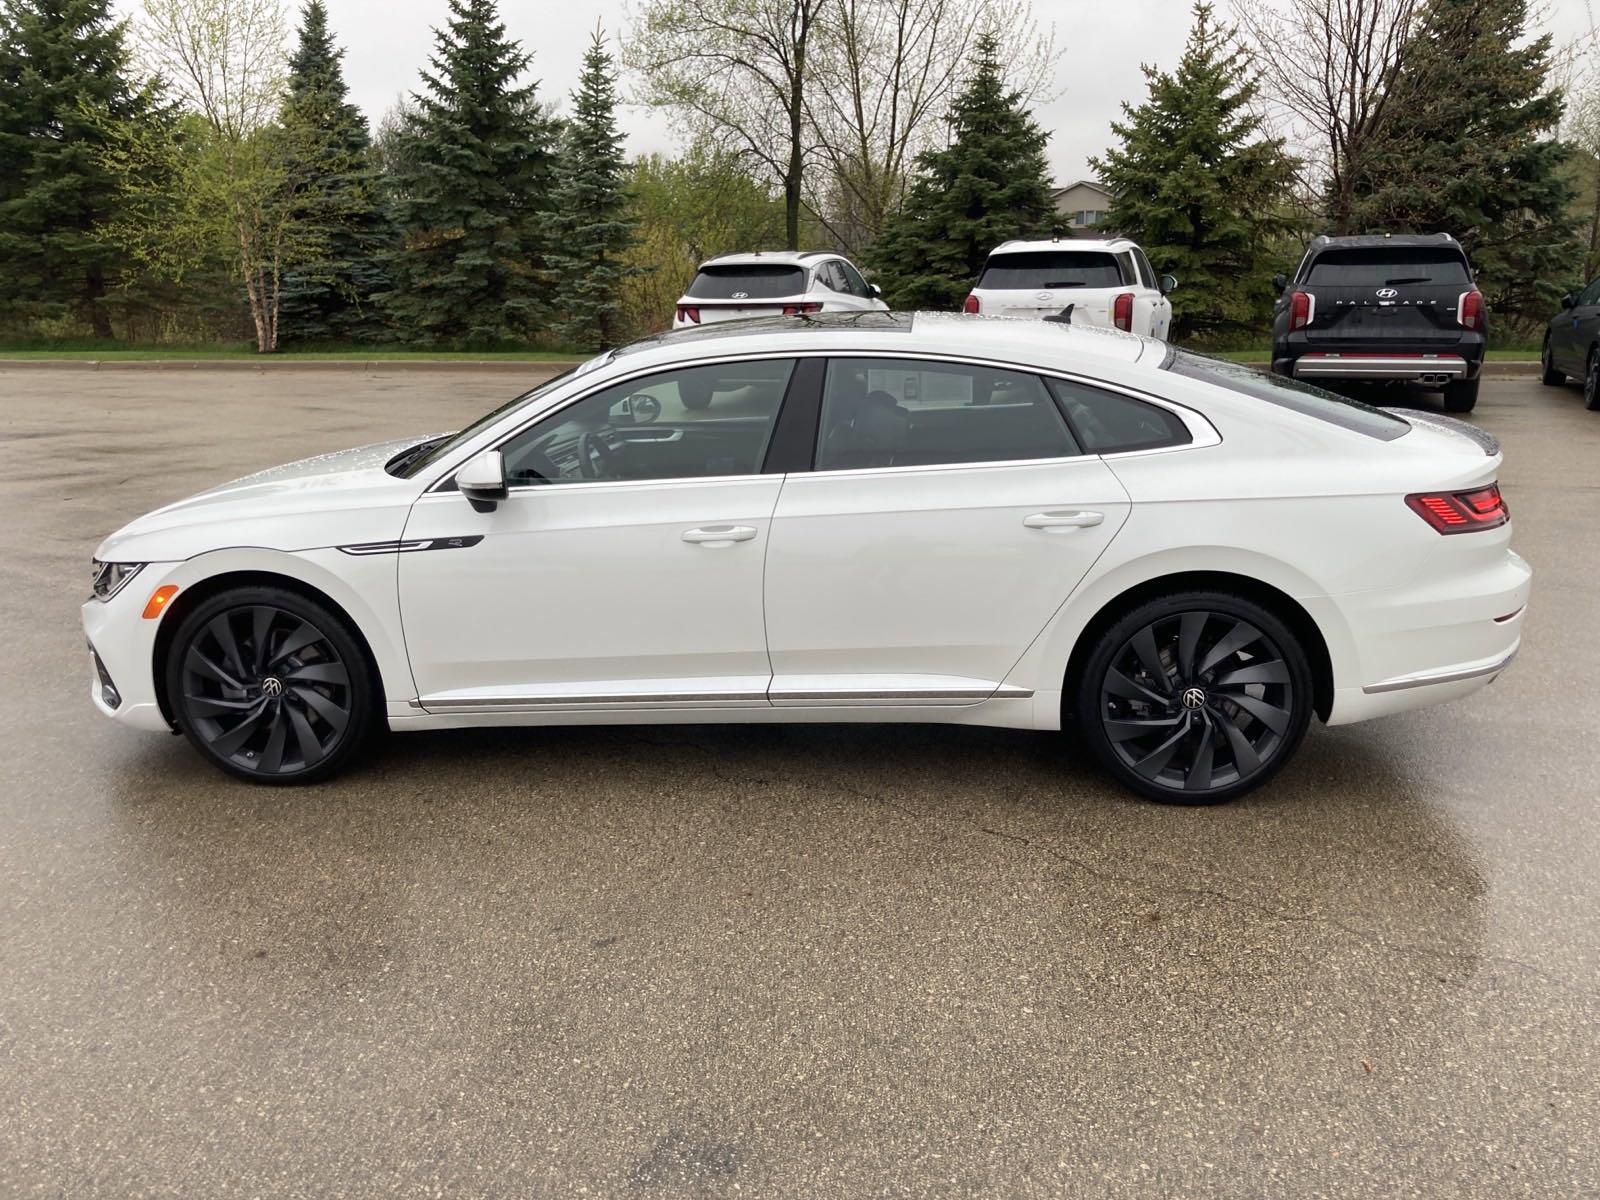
82, 564, 180, 733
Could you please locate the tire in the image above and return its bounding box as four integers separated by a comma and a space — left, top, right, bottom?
1073, 591, 1314, 805
1541, 337, 1565, 386
1443, 377, 1479, 414
165, 585, 378, 784
1586, 351, 1600, 412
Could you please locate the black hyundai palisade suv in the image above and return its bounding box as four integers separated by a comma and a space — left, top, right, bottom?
1270, 233, 1486, 413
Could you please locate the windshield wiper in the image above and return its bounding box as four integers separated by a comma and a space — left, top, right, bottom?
1382, 276, 1433, 285
385, 435, 450, 477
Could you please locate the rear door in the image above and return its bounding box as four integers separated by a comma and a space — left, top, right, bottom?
976, 250, 1129, 323
1296, 246, 1473, 348
683, 263, 810, 324
761, 356, 1132, 704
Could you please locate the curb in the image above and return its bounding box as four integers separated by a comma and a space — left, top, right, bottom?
0, 358, 582, 373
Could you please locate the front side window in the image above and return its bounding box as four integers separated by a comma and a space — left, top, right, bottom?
837, 259, 871, 298
497, 359, 796, 485
1133, 249, 1157, 290
978, 251, 1126, 291
1578, 277, 1600, 306
817, 358, 1079, 471
1047, 378, 1192, 454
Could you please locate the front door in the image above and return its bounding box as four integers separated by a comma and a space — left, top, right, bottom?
398, 358, 796, 710
761, 357, 1133, 705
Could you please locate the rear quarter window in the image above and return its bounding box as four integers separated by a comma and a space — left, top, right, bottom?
687, 265, 807, 299
1303, 247, 1471, 287
1164, 350, 1411, 441
979, 251, 1126, 290
1046, 378, 1191, 454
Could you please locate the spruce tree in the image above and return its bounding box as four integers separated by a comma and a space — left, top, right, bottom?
1091, 3, 1299, 341
276, 0, 391, 344
378, 0, 559, 344
870, 32, 1054, 310
547, 30, 639, 350
1346, 0, 1575, 318
0, 0, 157, 337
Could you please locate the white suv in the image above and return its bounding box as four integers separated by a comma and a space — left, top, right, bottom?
674, 251, 889, 329
964, 238, 1176, 340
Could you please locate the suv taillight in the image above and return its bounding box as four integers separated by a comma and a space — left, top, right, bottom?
781, 302, 823, 316
1289, 290, 1313, 331
1112, 292, 1133, 331
1457, 289, 1485, 332
1406, 483, 1508, 534
676, 304, 700, 324
963, 293, 980, 314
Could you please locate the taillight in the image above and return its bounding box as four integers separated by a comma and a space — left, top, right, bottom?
1406, 483, 1509, 534
1112, 292, 1133, 331
963, 293, 980, 314
1289, 290, 1314, 330
1457, 289, 1485, 331
781, 302, 823, 316
676, 304, 700, 324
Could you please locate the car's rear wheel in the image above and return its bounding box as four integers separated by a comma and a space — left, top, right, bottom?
166, 586, 376, 784
1074, 592, 1314, 804
1443, 377, 1479, 414
1541, 337, 1565, 386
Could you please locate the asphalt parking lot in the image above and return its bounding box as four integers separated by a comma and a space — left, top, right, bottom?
1, 366, 1596, 1198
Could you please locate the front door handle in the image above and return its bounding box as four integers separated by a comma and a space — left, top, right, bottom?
1023, 510, 1104, 530
682, 525, 758, 546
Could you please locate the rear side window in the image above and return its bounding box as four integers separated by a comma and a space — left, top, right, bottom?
1164, 350, 1410, 441
978, 251, 1126, 290
1303, 247, 1471, 287
686, 264, 806, 299
817, 358, 1079, 471
1047, 378, 1191, 454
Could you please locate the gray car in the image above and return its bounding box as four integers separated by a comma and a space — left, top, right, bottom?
1541, 275, 1600, 409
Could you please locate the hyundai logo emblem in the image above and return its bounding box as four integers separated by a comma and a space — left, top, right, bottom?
731, 291, 749, 299
1375, 287, 1398, 299
1181, 686, 1207, 710
1035, 291, 1054, 300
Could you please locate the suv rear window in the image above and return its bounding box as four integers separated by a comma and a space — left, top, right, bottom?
1303, 247, 1471, 287
1163, 350, 1410, 441
979, 251, 1126, 290
686, 264, 806, 299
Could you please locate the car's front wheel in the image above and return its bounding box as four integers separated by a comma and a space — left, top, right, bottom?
1541, 337, 1565, 386
165, 586, 377, 784
1586, 351, 1600, 411
1074, 592, 1314, 804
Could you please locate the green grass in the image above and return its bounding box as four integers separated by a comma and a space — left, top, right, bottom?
1205, 347, 1538, 363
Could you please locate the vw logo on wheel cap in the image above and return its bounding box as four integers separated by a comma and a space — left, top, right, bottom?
1181, 686, 1207, 710
1375, 287, 1398, 299
260, 676, 285, 697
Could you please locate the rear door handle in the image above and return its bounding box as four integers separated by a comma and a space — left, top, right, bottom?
1023, 510, 1104, 530
682, 525, 758, 546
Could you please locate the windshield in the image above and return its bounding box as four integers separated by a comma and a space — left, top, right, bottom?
1163, 350, 1410, 441
386, 368, 577, 479
979, 251, 1126, 290
1304, 247, 1471, 287
686, 265, 807, 299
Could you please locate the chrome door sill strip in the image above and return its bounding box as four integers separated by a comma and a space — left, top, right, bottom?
1362, 645, 1517, 694
417, 683, 1034, 713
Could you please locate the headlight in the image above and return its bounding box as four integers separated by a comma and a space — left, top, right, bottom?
91, 560, 144, 602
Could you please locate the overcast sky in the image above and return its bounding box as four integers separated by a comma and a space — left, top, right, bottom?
122, 0, 1600, 184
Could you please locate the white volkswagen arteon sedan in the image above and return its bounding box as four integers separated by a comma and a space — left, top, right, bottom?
84, 313, 1529, 803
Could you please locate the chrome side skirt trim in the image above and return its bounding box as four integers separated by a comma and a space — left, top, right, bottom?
1362, 645, 1517, 694
416, 682, 1034, 713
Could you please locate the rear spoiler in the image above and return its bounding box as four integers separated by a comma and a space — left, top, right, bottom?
1398, 411, 1499, 456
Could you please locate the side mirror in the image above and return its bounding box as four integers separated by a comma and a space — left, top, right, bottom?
1158, 274, 1178, 295
457, 448, 507, 513
870, 283, 883, 298
1561, 292, 1577, 310
1272, 273, 1288, 292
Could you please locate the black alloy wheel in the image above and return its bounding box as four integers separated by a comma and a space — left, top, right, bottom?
168, 587, 374, 783
1587, 352, 1600, 411
1077, 593, 1313, 804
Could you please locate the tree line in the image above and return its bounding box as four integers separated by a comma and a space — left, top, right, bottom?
0, 0, 1586, 353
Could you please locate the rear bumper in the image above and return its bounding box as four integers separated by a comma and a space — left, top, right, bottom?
1291, 353, 1472, 383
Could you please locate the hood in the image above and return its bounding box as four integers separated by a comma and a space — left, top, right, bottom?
95, 435, 445, 563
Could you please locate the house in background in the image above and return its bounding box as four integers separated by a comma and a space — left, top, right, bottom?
1051, 180, 1114, 232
